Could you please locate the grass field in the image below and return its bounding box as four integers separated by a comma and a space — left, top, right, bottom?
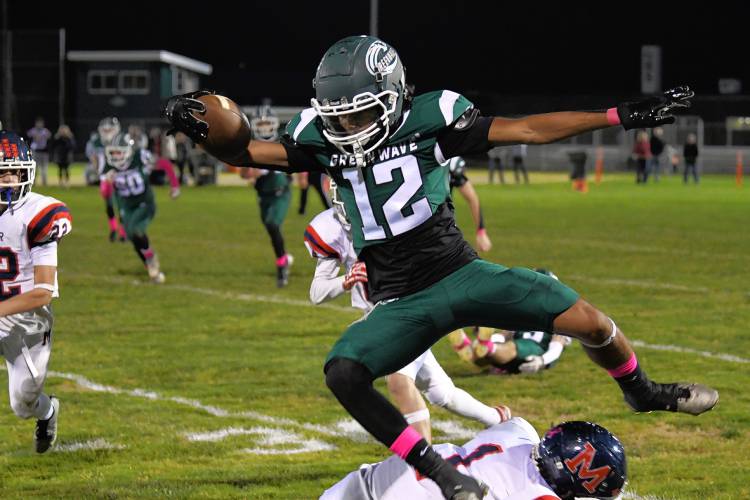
0, 168, 747, 499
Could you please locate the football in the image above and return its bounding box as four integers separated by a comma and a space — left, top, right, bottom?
195, 94, 252, 160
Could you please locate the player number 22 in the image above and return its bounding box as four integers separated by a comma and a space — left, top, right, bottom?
343, 155, 432, 240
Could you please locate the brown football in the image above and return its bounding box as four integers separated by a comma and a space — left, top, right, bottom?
195, 94, 251, 160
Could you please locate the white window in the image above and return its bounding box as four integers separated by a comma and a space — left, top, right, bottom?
119, 70, 150, 95
172, 67, 199, 95
87, 70, 118, 95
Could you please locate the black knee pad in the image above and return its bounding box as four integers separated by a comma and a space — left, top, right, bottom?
324, 358, 373, 397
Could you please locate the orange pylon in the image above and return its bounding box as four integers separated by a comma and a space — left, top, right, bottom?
594, 147, 604, 184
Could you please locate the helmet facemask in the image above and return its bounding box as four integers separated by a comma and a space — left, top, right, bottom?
250, 116, 280, 141
98, 117, 121, 145
0, 161, 35, 207
312, 88, 399, 159
105, 134, 135, 170
0, 132, 36, 210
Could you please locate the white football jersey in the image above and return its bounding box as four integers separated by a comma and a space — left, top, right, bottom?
320, 418, 559, 500
0, 192, 71, 298
304, 208, 371, 311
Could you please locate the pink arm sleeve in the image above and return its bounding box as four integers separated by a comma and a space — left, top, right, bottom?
156, 158, 180, 189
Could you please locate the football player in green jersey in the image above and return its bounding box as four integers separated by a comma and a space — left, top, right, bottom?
103, 133, 179, 284
244, 104, 294, 287
165, 36, 717, 500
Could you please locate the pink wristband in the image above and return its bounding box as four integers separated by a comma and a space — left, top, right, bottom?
606, 107, 621, 126
477, 228, 487, 236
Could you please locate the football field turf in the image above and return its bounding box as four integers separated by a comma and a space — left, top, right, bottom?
0, 170, 747, 499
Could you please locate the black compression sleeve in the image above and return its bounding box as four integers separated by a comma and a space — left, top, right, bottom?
437, 115, 494, 159
281, 137, 325, 173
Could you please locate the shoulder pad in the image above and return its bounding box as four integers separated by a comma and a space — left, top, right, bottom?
284, 108, 326, 147
398, 90, 475, 139
27, 199, 72, 247
304, 209, 343, 259
451, 108, 480, 131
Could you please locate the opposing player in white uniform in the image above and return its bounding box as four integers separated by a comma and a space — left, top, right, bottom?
321, 418, 627, 500
0, 130, 72, 453
305, 181, 510, 442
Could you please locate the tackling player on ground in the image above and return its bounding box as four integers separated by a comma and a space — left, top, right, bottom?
321, 418, 626, 500
165, 36, 718, 500
450, 270, 571, 374
305, 181, 510, 442
0, 130, 73, 453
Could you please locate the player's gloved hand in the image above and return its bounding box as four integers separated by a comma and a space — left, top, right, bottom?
616, 86, 694, 130
170, 186, 181, 199
518, 355, 545, 374
162, 90, 214, 143
343, 261, 368, 290
476, 228, 492, 253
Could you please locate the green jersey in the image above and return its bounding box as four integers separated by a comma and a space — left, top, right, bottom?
284, 90, 493, 301
103, 149, 153, 206
254, 169, 290, 197
513, 330, 553, 351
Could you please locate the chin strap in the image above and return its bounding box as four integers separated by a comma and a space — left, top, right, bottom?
352, 142, 366, 180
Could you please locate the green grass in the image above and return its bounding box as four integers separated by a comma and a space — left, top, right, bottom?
0, 171, 748, 499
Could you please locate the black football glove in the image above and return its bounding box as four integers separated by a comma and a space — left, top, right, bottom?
616, 86, 694, 130
162, 90, 214, 143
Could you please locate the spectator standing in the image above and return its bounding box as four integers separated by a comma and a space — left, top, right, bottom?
51, 125, 76, 187
683, 133, 699, 184
649, 127, 665, 181
26, 117, 52, 186
511, 143, 529, 184
487, 146, 505, 184
174, 132, 193, 185
633, 130, 652, 183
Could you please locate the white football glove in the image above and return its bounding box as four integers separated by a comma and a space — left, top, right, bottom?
518, 355, 545, 374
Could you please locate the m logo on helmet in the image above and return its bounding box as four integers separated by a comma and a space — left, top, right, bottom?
563, 442, 612, 494
365, 41, 398, 76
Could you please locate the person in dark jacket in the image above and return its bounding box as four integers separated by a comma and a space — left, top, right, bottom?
633, 131, 652, 183
649, 127, 665, 181
51, 125, 76, 187
683, 133, 699, 184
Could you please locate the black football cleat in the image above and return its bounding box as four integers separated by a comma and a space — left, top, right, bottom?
276, 264, 289, 288
35, 396, 59, 453
625, 382, 718, 416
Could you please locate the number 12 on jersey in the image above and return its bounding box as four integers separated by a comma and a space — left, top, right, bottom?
342, 155, 432, 240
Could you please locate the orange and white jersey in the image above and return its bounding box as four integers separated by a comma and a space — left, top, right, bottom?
0, 192, 72, 301
320, 418, 560, 500
304, 208, 371, 311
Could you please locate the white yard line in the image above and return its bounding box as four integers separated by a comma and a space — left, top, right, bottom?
71, 274, 357, 313
569, 274, 710, 293
55, 439, 125, 453
632, 340, 749, 363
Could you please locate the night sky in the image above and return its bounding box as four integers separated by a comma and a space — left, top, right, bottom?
6, 1, 749, 105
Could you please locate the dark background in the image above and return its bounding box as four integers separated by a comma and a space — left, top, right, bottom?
6, 1, 749, 105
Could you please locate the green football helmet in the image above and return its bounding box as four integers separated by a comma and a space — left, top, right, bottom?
105, 133, 135, 170
311, 35, 408, 160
